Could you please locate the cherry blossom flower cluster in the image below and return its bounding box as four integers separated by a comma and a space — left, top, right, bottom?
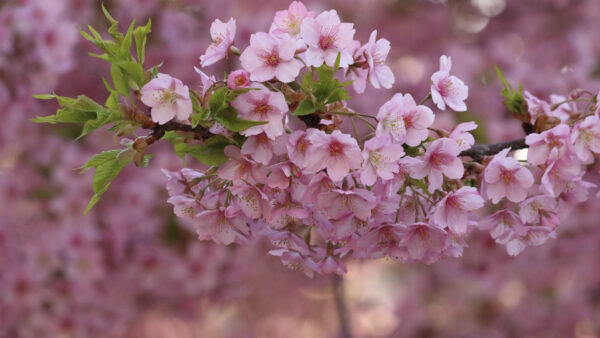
136, 1, 600, 277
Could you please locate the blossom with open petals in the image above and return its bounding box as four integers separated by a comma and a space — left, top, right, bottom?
430, 55, 468, 111
140, 73, 192, 125
200, 18, 236, 67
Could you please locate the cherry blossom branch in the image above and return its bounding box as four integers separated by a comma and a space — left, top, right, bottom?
459, 138, 528, 161
332, 274, 353, 338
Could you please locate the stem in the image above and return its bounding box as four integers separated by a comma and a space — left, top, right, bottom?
459, 138, 527, 161
332, 274, 353, 338
419, 93, 432, 105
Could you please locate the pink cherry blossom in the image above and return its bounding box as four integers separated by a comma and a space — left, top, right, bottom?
317, 188, 377, 221
433, 186, 484, 235
193, 67, 216, 96
227, 69, 250, 89
481, 209, 527, 245
167, 195, 198, 219
430, 55, 468, 111
231, 86, 288, 139
269, 1, 315, 38
376, 93, 435, 146
448, 121, 477, 151
139, 73, 192, 125
217, 145, 266, 185
199, 18, 236, 67
412, 138, 464, 193
540, 156, 583, 197
570, 115, 600, 164
483, 148, 534, 203
505, 226, 556, 256
360, 136, 405, 186
300, 9, 355, 68
519, 195, 559, 227
525, 124, 571, 165
524, 91, 551, 124
286, 129, 315, 167
241, 133, 287, 165
268, 249, 320, 278
303, 129, 362, 182
228, 184, 271, 219
194, 207, 249, 245
240, 32, 304, 83
349, 30, 394, 93
399, 222, 448, 263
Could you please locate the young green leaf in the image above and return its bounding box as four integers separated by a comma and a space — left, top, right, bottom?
214, 107, 267, 132
133, 19, 152, 64
293, 99, 317, 116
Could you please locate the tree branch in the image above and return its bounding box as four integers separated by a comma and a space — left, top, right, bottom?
332, 274, 353, 338
459, 138, 528, 161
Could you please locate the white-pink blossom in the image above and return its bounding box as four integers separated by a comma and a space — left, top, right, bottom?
433, 186, 484, 235
231, 86, 289, 139
140, 73, 192, 125
376, 93, 435, 146
200, 18, 236, 67
300, 10, 355, 68
269, 1, 315, 38
430, 55, 468, 111
412, 138, 464, 193
570, 115, 600, 164
525, 124, 571, 165
483, 148, 534, 203
240, 32, 304, 83
304, 129, 362, 182
360, 136, 405, 186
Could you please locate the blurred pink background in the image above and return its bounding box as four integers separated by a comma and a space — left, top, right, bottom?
1, 0, 599, 337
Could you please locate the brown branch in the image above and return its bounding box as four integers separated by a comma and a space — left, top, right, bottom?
459, 138, 528, 161
332, 274, 353, 338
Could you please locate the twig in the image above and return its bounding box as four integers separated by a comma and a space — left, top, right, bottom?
459, 138, 527, 161
332, 274, 353, 338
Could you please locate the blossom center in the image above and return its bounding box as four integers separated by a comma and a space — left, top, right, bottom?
254, 102, 271, 116
265, 53, 281, 66
319, 35, 334, 50
329, 141, 344, 156
161, 90, 178, 105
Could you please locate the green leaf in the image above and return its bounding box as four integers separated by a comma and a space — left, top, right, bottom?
184, 135, 231, 166
333, 52, 341, 71
102, 3, 124, 43
110, 64, 129, 96
495, 66, 527, 116
214, 107, 267, 132
293, 99, 317, 116
79, 149, 122, 173
81, 148, 134, 214
133, 19, 152, 64
209, 87, 228, 115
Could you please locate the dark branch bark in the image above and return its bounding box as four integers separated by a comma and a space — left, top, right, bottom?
151, 120, 212, 140
332, 274, 353, 338
459, 138, 528, 161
